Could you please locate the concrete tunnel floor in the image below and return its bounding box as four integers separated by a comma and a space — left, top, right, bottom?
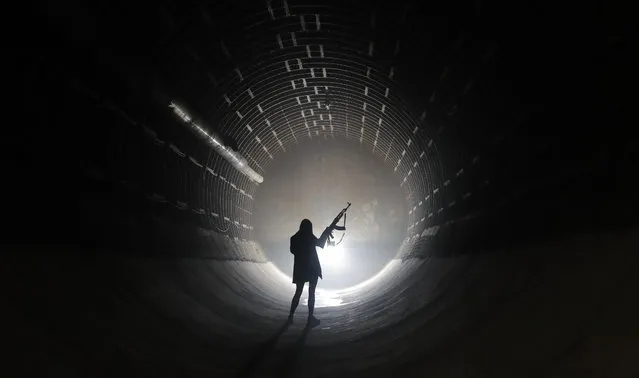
5, 226, 639, 378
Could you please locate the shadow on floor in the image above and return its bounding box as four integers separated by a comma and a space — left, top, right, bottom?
235, 320, 292, 378
276, 322, 316, 378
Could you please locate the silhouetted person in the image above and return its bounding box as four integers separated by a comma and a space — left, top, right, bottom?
288, 219, 332, 326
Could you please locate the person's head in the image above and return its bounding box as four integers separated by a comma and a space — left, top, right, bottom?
299, 219, 313, 234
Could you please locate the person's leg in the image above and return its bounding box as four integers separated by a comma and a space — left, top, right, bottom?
308, 276, 318, 318
289, 282, 304, 318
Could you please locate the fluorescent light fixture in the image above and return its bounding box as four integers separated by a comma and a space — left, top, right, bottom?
169, 102, 263, 183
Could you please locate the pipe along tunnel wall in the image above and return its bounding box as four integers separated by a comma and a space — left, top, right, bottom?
6, 0, 639, 377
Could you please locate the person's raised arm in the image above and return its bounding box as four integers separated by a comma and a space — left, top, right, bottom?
316, 227, 333, 248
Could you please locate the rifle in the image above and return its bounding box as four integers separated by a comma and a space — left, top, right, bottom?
326, 202, 351, 246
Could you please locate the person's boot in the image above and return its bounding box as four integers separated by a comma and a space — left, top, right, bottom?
308, 315, 320, 327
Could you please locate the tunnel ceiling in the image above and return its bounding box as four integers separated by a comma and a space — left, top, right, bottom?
151, 0, 510, 239
151, 1, 503, 236
30, 0, 626, 245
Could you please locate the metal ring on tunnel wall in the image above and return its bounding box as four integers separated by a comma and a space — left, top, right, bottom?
152, 1, 500, 244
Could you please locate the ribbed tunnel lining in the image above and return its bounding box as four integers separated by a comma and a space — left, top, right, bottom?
5, 0, 638, 377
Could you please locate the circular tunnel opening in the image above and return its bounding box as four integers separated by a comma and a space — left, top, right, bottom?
6, 0, 638, 377
254, 139, 408, 290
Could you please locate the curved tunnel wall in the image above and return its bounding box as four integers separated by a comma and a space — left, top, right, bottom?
7, 0, 639, 377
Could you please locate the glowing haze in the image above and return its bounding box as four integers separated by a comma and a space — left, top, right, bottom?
254, 140, 408, 289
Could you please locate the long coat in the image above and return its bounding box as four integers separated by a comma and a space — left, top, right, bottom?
290, 227, 331, 284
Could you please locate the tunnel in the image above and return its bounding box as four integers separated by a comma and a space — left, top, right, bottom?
6, 0, 639, 377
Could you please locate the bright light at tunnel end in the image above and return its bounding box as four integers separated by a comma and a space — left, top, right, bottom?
252, 141, 408, 309
319, 243, 347, 269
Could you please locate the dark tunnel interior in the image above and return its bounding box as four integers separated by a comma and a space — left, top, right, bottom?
5, 0, 639, 377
